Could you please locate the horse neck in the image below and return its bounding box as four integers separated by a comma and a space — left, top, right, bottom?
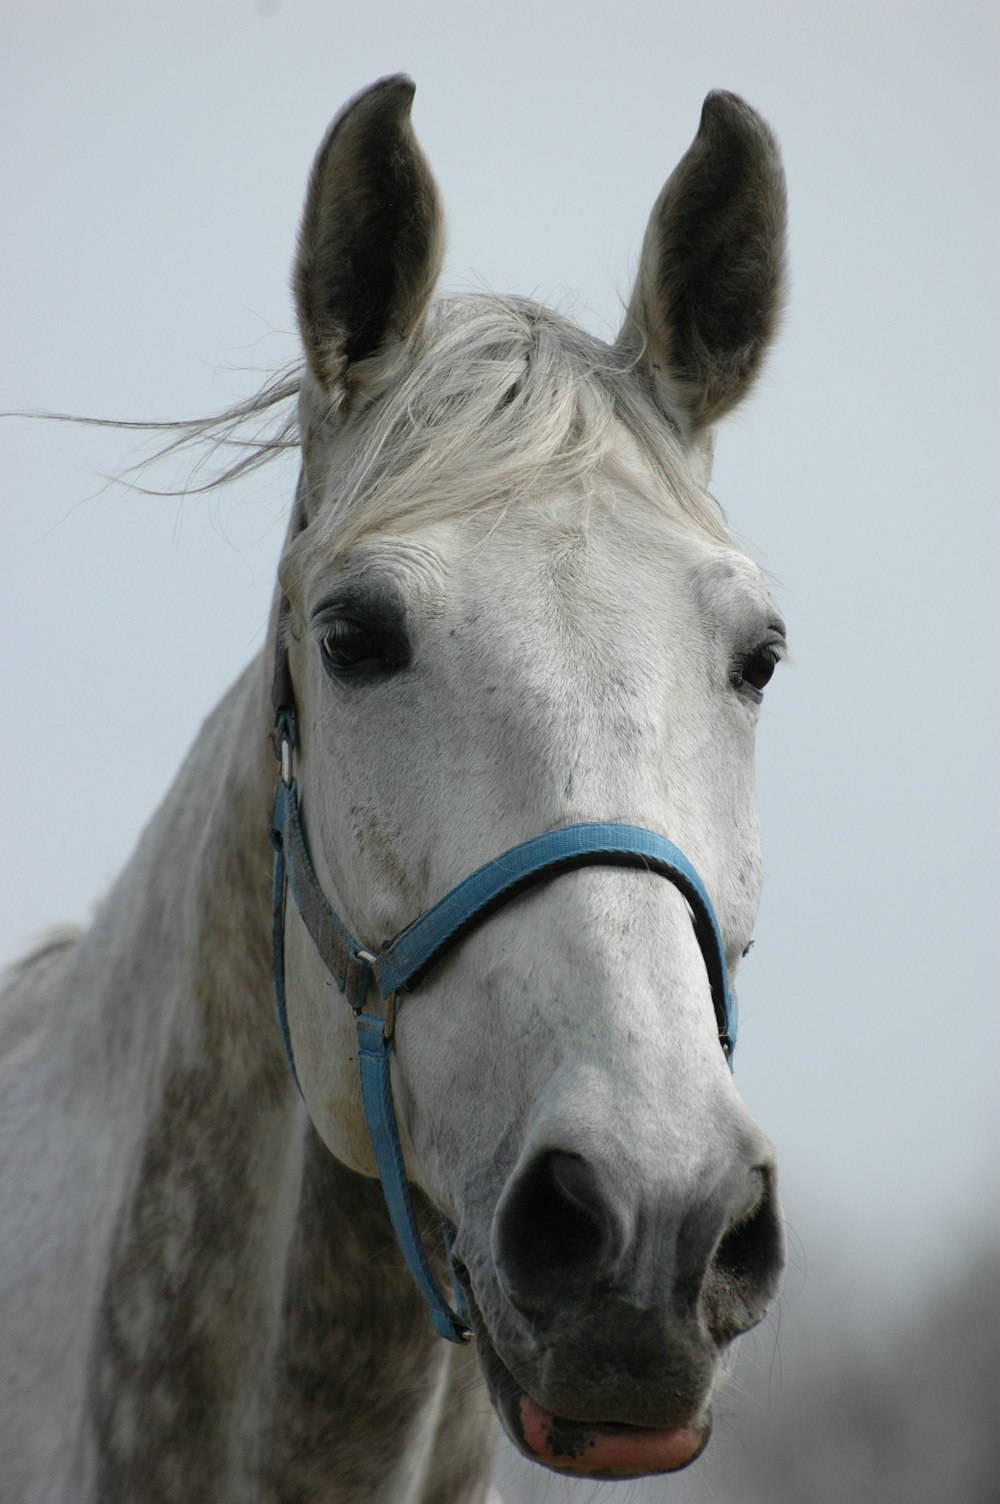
83, 650, 299, 1485
84, 642, 493, 1500
87, 653, 284, 1098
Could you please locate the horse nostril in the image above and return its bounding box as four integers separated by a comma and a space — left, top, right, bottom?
494, 1150, 623, 1314
703, 1166, 785, 1342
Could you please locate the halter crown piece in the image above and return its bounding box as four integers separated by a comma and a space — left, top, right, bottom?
269, 608, 737, 1344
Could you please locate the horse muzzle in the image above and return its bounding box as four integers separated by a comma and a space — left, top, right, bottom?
450, 1128, 784, 1477
457, 1253, 718, 1479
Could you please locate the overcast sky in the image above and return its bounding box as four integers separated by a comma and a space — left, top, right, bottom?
2, 3, 997, 1497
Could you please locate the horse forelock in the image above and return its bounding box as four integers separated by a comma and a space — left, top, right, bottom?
80, 294, 734, 563
297, 295, 736, 557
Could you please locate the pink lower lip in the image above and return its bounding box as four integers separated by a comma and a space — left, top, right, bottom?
517, 1394, 707, 1477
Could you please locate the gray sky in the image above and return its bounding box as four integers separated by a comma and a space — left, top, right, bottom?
2, 1, 998, 1493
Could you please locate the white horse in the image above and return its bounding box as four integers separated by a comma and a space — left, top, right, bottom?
0, 76, 789, 1502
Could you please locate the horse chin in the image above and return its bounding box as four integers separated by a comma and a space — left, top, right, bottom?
454, 1266, 713, 1481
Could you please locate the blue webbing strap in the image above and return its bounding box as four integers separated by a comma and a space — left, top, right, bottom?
369, 823, 736, 1060
356, 1016, 472, 1342
273, 777, 372, 1010
272, 776, 473, 1342
270, 827, 300, 1095
271, 774, 736, 1346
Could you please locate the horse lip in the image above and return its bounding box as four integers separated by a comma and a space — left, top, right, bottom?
510, 1393, 711, 1479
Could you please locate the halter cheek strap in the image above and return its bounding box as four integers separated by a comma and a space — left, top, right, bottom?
270, 718, 475, 1342
269, 697, 738, 1345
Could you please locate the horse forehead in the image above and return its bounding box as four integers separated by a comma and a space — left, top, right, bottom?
297, 492, 768, 645
453, 509, 756, 635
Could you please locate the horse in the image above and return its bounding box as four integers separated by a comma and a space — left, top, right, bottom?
0, 76, 789, 1502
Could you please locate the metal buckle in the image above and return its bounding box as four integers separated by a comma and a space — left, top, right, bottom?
352, 952, 397, 1041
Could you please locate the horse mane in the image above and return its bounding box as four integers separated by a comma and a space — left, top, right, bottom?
5, 363, 302, 497
14, 295, 734, 548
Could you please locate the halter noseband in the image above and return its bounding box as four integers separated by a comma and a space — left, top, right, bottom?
269, 603, 737, 1344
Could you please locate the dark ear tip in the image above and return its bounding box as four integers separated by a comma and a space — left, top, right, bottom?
332, 75, 417, 139
367, 73, 416, 105
699, 89, 780, 155
702, 88, 747, 115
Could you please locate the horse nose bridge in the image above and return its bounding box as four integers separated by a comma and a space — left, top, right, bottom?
500, 858, 725, 1029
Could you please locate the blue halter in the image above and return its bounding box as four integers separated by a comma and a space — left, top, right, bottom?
270, 705, 737, 1345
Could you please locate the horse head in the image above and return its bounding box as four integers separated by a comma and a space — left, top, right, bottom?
276, 75, 787, 1480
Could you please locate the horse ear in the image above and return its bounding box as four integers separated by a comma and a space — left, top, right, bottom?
619, 91, 787, 445
294, 75, 444, 411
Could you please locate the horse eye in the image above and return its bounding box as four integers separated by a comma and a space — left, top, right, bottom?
318, 615, 409, 678
733, 643, 783, 698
